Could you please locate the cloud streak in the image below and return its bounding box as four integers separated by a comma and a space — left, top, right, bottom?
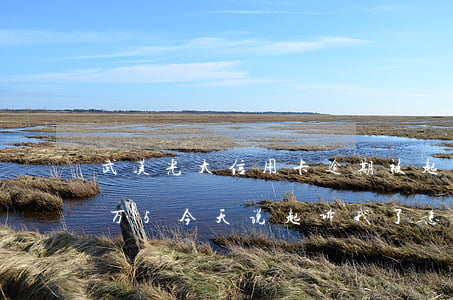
4, 61, 248, 84
73, 36, 368, 59
205, 10, 338, 15
0, 29, 133, 46
369, 5, 398, 12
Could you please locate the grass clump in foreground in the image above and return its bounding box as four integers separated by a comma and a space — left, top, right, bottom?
0, 175, 99, 212
0, 200, 452, 300
0, 144, 171, 165
213, 155, 453, 196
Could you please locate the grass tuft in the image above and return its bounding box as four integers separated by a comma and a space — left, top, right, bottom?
0, 175, 99, 212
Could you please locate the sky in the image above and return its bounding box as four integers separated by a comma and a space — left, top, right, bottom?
1, 0, 452, 115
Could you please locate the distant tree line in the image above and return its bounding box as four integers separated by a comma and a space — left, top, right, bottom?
0, 109, 325, 115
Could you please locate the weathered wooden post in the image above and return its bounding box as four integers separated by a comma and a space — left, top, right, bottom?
117, 199, 147, 260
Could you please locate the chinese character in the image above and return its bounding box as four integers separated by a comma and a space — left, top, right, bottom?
144, 210, 150, 223
285, 208, 301, 225
179, 208, 196, 225
110, 210, 124, 224
216, 209, 230, 225
263, 159, 277, 174
320, 209, 335, 224
354, 208, 370, 225
166, 159, 181, 176
103, 159, 117, 175
394, 208, 402, 224
422, 158, 437, 175
133, 159, 149, 175
426, 209, 437, 225
199, 160, 212, 174
358, 159, 373, 175
230, 159, 245, 175
326, 159, 341, 175
294, 159, 309, 175
250, 208, 265, 225
390, 158, 405, 175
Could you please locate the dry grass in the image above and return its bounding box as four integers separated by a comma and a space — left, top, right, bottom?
432, 153, 453, 159
0, 175, 99, 212
25, 135, 56, 142
0, 204, 451, 300
328, 155, 397, 167
267, 144, 343, 151
1, 112, 452, 128
1, 112, 452, 141
257, 198, 453, 272
55, 125, 212, 135
213, 162, 453, 196
21, 127, 56, 133
213, 198, 453, 299
56, 135, 238, 152
357, 123, 453, 140
0, 144, 171, 165
439, 142, 453, 148
5, 142, 54, 147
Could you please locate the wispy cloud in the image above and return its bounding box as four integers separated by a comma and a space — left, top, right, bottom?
242, 37, 367, 55
72, 36, 368, 59
0, 29, 134, 46
3, 61, 248, 84
0, 87, 59, 98
181, 78, 281, 87
369, 5, 398, 12
205, 10, 338, 15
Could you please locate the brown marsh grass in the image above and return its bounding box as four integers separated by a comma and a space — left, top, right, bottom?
356, 123, 453, 140
213, 162, 453, 196
0, 144, 171, 165
25, 135, 56, 142
56, 135, 238, 152
327, 155, 397, 167
432, 153, 453, 159
438, 142, 453, 148
1, 112, 452, 140
267, 144, 343, 151
5, 142, 54, 147
0, 205, 451, 300
0, 175, 99, 212
212, 198, 453, 299
1, 112, 452, 127
21, 127, 56, 133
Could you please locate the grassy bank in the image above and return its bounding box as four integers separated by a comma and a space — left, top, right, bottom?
212, 198, 453, 299
0, 175, 99, 212
0, 144, 171, 165
213, 156, 453, 196
0, 198, 451, 300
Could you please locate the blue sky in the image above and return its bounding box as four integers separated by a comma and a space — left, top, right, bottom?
1, 0, 452, 115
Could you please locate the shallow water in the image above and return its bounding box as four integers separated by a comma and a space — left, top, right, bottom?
0, 125, 452, 239
0, 126, 52, 149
